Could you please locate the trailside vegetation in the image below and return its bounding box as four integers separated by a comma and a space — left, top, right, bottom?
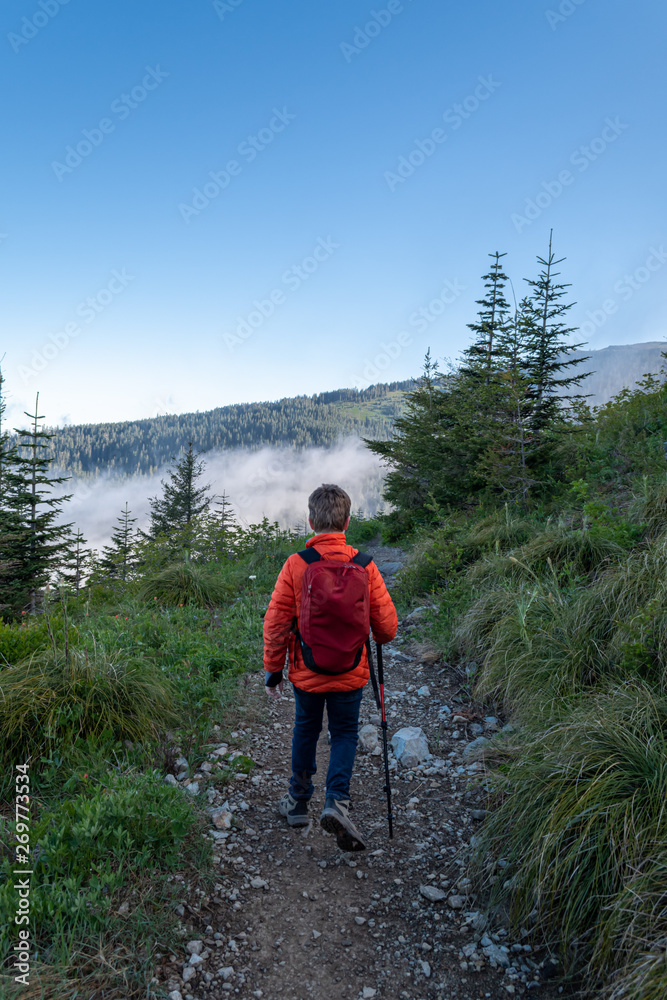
383, 240, 667, 1000
0, 394, 385, 997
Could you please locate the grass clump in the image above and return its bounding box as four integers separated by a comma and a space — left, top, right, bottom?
138, 560, 238, 607
0, 645, 177, 765
471, 685, 667, 998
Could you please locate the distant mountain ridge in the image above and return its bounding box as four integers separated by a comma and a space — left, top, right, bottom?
43, 343, 666, 478
568, 341, 666, 405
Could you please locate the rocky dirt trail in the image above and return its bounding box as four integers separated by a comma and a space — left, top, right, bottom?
156, 547, 565, 1000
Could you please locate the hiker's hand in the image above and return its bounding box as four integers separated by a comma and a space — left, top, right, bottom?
266, 679, 284, 700
265, 671, 284, 699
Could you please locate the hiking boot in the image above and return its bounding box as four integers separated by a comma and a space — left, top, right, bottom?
320, 797, 367, 851
278, 792, 310, 827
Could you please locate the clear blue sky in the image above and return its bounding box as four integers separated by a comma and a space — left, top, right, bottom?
2, 0, 665, 426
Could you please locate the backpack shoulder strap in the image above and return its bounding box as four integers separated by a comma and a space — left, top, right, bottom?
297, 548, 322, 564
351, 551, 373, 568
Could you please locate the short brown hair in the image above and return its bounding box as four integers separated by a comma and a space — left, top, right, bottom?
308, 484, 351, 532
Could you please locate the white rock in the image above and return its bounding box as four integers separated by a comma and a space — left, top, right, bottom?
175, 756, 189, 770
250, 877, 268, 889
362, 989, 377, 999
312, 930, 322, 939
181, 966, 196, 983
188, 953, 204, 967
168, 991, 183, 1000
186, 940, 204, 955
354, 916, 367, 925
448, 895, 466, 909
358, 724, 379, 752
419, 884, 447, 902
184, 782, 200, 796
164, 774, 179, 787
391, 726, 429, 768
211, 808, 233, 830
218, 966, 234, 980
421, 960, 432, 977
417, 685, 430, 697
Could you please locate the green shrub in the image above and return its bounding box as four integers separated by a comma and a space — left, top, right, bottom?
0, 770, 200, 963
0, 617, 76, 667
346, 515, 383, 546
629, 477, 667, 539
397, 524, 479, 600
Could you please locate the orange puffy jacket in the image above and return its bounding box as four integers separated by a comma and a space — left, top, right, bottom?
263, 532, 398, 693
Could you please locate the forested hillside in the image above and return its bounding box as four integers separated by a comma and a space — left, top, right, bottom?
45, 381, 413, 476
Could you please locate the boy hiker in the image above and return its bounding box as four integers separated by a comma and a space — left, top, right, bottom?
263, 484, 398, 851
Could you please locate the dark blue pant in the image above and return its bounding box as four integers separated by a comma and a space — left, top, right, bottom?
290, 686, 363, 802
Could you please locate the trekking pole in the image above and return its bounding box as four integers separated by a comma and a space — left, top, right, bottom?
367, 640, 393, 839
376, 643, 394, 838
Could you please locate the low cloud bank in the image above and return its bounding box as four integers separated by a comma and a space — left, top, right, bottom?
57, 437, 388, 551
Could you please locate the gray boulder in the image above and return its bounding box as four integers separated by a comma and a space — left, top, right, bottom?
391, 726, 429, 768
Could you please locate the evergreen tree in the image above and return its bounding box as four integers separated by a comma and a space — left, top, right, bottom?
523, 231, 591, 435
5, 394, 72, 613
101, 502, 138, 580
476, 298, 538, 502
143, 443, 213, 557
460, 252, 511, 382
367, 352, 484, 519
211, 491, 237, 557
58, 528, 92, 596
0, 361, 17, 497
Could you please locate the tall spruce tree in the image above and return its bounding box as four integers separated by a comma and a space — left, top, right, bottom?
5, 394, 72, 613
101, 502, 138, 580
460, 252, 511, 383
523, 232, 591, 435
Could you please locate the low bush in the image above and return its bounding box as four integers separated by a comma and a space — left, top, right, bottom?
0, 770, 203, 979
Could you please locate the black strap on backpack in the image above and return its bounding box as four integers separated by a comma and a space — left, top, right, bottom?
296, 549, 373, 569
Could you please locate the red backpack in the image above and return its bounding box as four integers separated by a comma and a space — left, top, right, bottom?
295, 548, 373, 675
